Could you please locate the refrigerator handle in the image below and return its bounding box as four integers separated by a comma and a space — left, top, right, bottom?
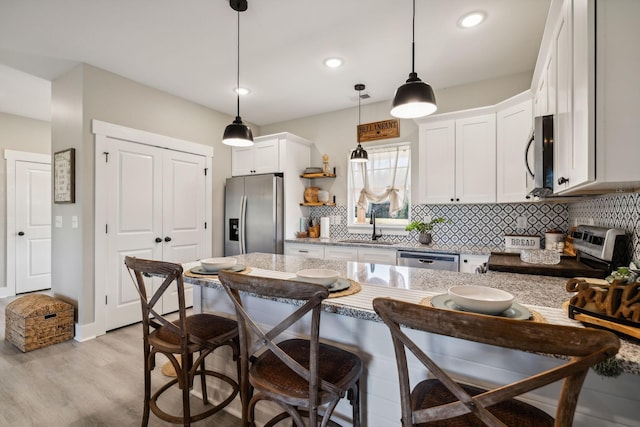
239, 195, 247, 254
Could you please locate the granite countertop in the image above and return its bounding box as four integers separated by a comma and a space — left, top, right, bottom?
285, 237, 498, 255
185, 252, 639, 375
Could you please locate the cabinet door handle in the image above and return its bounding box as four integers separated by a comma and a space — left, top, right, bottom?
558, 177, 569, 185
18, 231, 25, 236
299, 250, 309, 253
155, 237, 162, 243
164, 236, 172, 242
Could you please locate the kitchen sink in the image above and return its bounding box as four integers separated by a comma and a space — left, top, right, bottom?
338, 239, 393, 245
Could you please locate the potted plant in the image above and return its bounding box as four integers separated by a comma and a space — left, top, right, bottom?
405, 217, 449, 245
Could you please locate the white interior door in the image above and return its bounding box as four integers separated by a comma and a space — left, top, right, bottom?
104, 140, 205, 330
15, 160, 51, 293
160, 150, 205, 313
105, 140, 163, 330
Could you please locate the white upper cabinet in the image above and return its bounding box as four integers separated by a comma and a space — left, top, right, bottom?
455, 114, 497, 203
532, 0, 640, 194
496, 93, 534, 203
419, 120, 456, 204
418, 111, 496, 204
231, 138, 280, 176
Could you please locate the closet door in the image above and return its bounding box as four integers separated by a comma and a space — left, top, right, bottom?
160, 150, 206, 314
105, 139, 163, 330
104, 141, 205, 330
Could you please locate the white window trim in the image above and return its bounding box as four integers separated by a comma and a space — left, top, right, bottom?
347, 142, 411, 235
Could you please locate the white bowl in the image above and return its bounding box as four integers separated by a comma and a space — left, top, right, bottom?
447, 285, 514, 315
295, 269, 339, 287
200, 257, 237, 271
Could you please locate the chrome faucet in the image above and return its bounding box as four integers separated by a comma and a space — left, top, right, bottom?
370, 211, 383, 241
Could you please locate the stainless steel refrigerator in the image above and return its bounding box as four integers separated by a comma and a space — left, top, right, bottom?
224, 173, 284, 256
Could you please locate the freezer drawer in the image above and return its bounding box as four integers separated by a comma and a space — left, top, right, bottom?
397, 250, 460, 271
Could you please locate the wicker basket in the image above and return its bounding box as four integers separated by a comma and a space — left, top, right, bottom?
5, 294, 74, 352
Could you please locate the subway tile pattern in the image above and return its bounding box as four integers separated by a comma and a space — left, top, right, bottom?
568, 191, 640, 261
311, 202, 569, 249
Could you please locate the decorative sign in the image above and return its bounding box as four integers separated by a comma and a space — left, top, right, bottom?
54, 148, 76, 204
357, 119, 399, 142
504, 235, 541, 251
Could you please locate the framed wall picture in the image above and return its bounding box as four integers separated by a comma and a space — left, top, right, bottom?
54, 148, 76, 203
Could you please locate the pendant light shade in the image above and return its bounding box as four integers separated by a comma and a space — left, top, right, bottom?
223, 0, 253, 147
350, 83, 368, 163
350, 144, 368, 162
223, 116, 254, 147
390, 0, 437, 119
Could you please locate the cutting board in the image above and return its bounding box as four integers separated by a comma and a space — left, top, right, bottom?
487, 252, 608, 278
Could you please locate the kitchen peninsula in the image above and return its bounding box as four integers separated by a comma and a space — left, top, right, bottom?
189, 253, 640, 427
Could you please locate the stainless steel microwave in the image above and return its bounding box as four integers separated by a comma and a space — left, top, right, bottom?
526, 115, 554, 197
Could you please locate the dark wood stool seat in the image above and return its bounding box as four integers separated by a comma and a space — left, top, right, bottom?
125, 256, 241, 426
218, 270, 363, 427
411, 380, 553, 426
373, 297, 620, 427
251, 338, 363, 402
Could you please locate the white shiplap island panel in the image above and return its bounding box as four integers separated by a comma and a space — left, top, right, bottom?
188, 253, 640, 427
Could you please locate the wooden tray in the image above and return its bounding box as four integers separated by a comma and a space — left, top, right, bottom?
488, 251, 608, 278
565, 301, 640, 340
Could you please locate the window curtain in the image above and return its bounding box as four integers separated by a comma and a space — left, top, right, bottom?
352, 145, 410, 217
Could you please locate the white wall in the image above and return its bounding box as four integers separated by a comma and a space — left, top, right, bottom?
0, 113, 50, 291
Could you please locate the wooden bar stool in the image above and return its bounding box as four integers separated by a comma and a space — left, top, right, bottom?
124, 257, 240, 426
373, 297, 620, 427
218, 270, 363, 427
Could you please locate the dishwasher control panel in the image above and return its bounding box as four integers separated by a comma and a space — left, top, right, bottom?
396, 250, 460, 272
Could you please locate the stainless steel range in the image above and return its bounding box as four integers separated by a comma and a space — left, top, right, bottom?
572, 225, 630, 271
487, 225, 630, 278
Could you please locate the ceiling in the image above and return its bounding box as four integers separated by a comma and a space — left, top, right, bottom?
0, 0, 551, 126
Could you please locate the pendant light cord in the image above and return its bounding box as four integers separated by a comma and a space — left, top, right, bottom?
235, 8, 240, 118
358, 88, 361, 126
411, 0, 416, 74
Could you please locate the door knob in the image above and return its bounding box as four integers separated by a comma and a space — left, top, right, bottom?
18, 231, 25, 236
155, 237, 162, 243
164, 236, 172, 242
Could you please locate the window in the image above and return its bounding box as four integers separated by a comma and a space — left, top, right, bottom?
348, 143, 410, 230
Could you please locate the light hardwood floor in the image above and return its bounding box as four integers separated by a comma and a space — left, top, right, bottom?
0, 293, 241, 426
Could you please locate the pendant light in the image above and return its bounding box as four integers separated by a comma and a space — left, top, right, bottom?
223, 0, 254, 147
390, 0, 437, 119
350, 83, 368, 163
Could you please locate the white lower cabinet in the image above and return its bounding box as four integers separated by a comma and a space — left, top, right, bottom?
356, 247, 397, 265
459, 254, 490, 274
286, 243, 397, 265
284, 242, 324, 259
324, 246, 358, 262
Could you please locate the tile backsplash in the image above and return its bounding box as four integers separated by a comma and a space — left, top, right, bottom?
310, 190, 640, 261
310, 202, 569, 249
567, 191, 640, 261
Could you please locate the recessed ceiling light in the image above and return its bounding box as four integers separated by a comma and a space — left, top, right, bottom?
324, 57, 344, 69
458, 11, 486, 28
234, 87, 250, 96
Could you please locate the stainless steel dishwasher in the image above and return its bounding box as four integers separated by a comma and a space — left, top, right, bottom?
396, 250, 460, 271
